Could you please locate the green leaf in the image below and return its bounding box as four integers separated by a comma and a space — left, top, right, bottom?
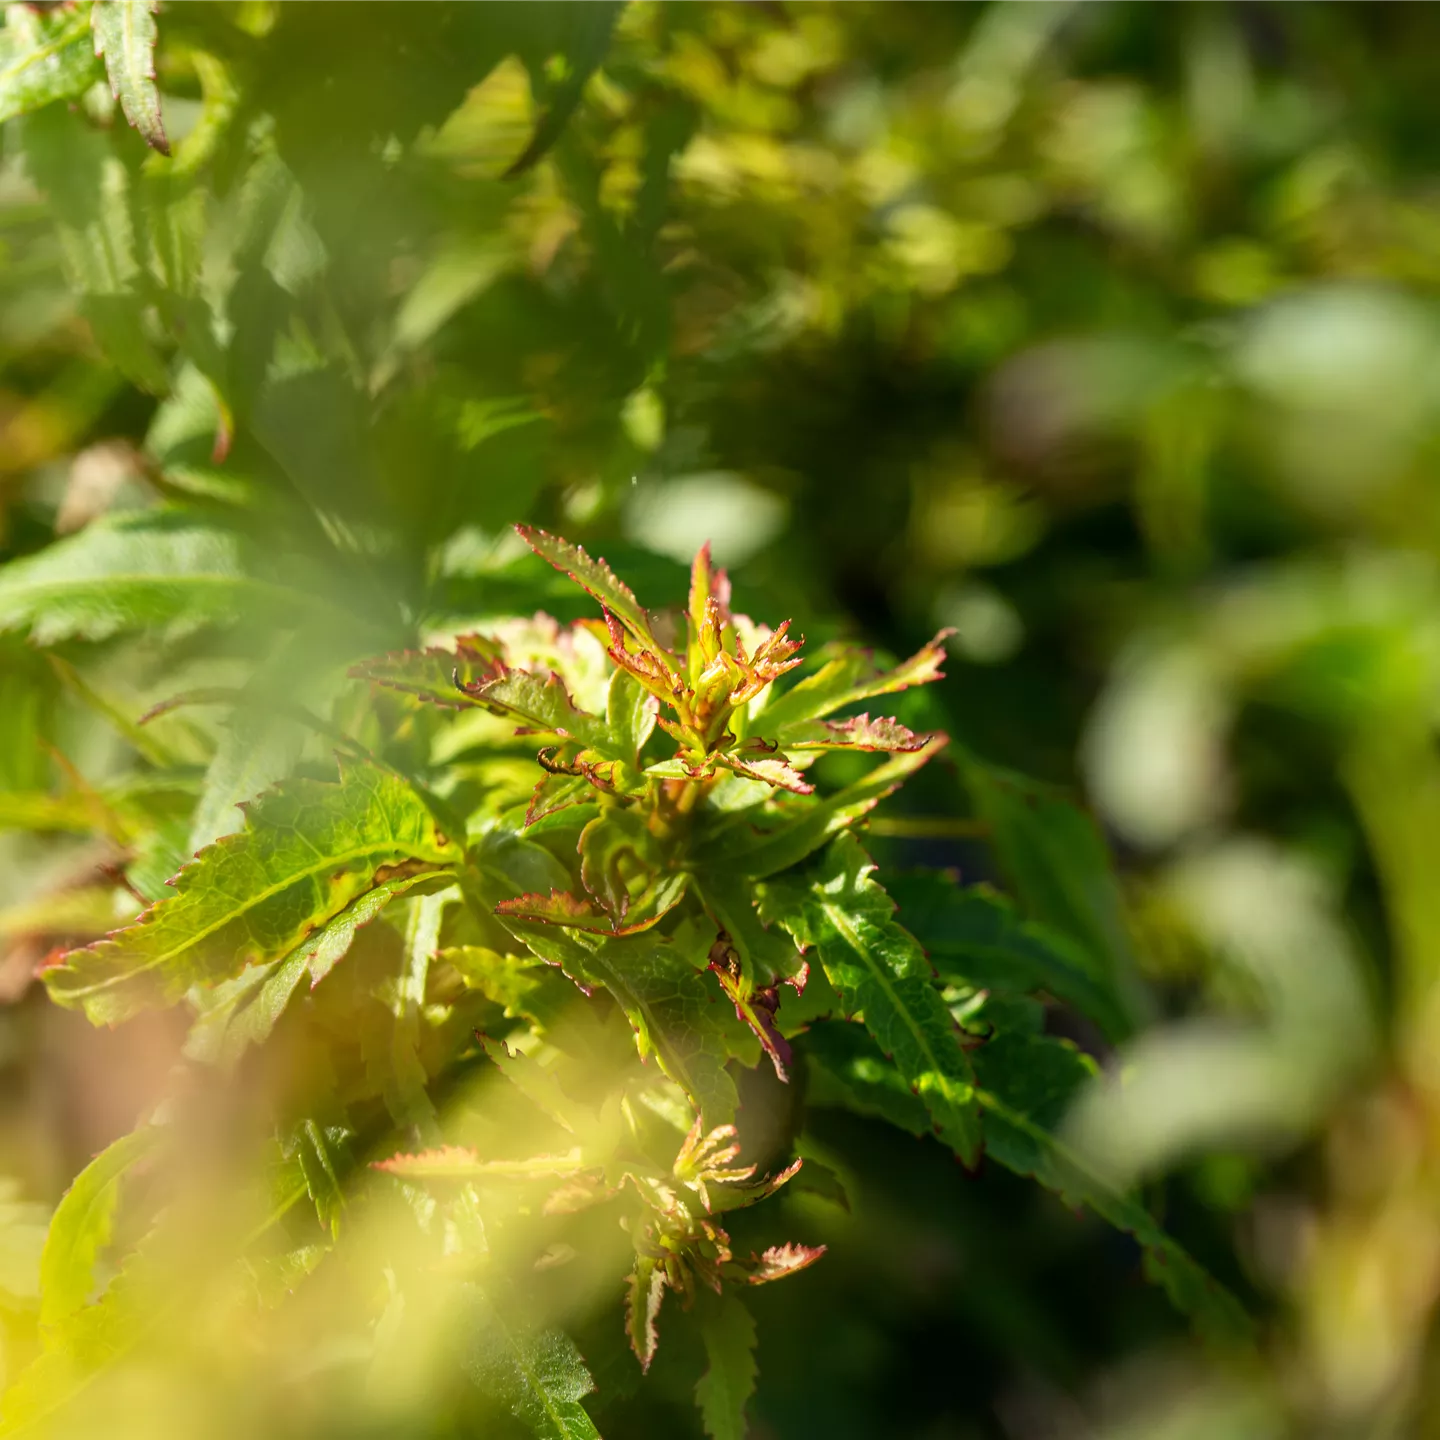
698, 739, 945, 880
0, 509, 333, 645
351, 636, 504, 710
44, 761, 454, 1024
886, 871, 1131, 1041
463, 664, 618, 754
368, 889, 450, 1132
186, 870, 442, 1068
973, 1033, 1253, 1347
0, 5, 99, 125
509, 923, 739, 1125
91, 0, 168, 155
462, 1283, 601, 1440
479, 1035, 589, 1135
517, 526, 670, 662
964, 761, 1144, 1024
695, 1293, 757, 1440
292, 1120, 348, 1239
764, 835, 980, 1164
39, 1128, 158, 1334
626, 1253, 664, 1373
760, 631, 951, 734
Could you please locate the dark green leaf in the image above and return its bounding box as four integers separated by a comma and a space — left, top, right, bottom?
765, 836, 980, 1164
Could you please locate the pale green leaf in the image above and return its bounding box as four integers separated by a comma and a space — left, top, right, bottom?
91, 0, 168, 155
0, 6, 98, 125
39, 1128, 158, 1334
44, 762, 455, 1024
0, 509, 336, 645
462, 1283, 601, 1440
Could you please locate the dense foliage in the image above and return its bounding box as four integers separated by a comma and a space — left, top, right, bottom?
2, 2, 1440, 1436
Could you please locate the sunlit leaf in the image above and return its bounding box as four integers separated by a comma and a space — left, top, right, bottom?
765, 835, 981, 1165
91, 0, 168, 155
0, 5, 99, 125
44, 762, 454, 1023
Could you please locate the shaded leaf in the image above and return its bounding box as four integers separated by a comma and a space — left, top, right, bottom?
974, 1033, 1253, 1346
695, 1292, 756, 1440
887, 870, 1131, 1041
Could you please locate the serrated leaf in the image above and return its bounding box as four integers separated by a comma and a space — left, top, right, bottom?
508, 924, 739, 1125
0, 509, 334, 645
187, 870, 440, 1068
374, 1146, 586, 1180
973, 1033, 1253, 1346
0, 5, 99, 125
91, 0, 168, 155
461, 663, 618, 753
780, 713, 931, 753
693, 874, 804, 988
517, 525, 670, 663
44, 761, 453, 1024
350, 635, 504, 710
765, 836, 980, 1164
887, 871, 1131, 1041
292, 1120, 348, 1239
964, 761, 1144, 1024
626, 1254, 664, 1373
761, 631, 952, 734
695, 1293, 756, 1440
698, 739, 945, 880
744, 1242, 825, 1284
479, 1036, 590, 1135
462, 1283, 601, 1440
605, 669, 658, 763
39, 1127, 158, 1334
803, 1021, 931, 1136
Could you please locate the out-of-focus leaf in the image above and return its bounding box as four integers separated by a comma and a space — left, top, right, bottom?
695, 1293, 757, 1440
0, 509, 334, 645
352, 636, 504, 710
766, 835, 980, 1164
186, 870, 444, 1067
965, 761, 1145, 1024
975, 1033, 1252, 1346
887, 870, 1131, 1040
44, 762, 454, 1024
39, 1128, 158, 1334
510, 921, 739, 1125
291, 1121, 347, 1239
462, 1283, 601, 1440
0, 5, 99, 125
91, 0, 168, 155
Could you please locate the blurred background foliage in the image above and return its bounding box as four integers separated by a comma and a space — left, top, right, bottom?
3, 1, 1440, 1435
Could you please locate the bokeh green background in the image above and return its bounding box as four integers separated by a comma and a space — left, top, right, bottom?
4, 2, 1440, 1434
